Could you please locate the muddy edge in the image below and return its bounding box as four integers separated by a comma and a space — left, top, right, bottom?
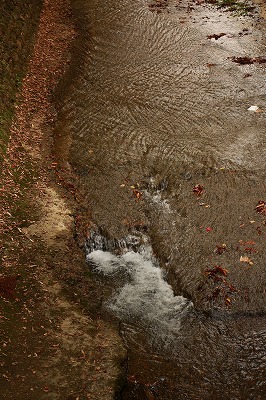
0, 0, 126, 399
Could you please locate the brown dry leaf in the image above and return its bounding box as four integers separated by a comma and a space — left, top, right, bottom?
256, 226, 262, 235
132, 188, 142, 200
255, 200, 266, 214
215, 244, 227, 254
240, 256, 253, 265
144, 388, 155, 400
239, 240, 255, 245
207, 33, 226, 40
205, 265, 228, 277
225, 297, 231, 306
193, 184, 204, 196
230, 56, 266, 65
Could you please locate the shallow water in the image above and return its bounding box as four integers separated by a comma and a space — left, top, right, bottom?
56, 0, 266, 398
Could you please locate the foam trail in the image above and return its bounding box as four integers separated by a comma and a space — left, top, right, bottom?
87, 244, 191, 346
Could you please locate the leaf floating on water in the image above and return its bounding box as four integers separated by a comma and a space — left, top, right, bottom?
215, 244, 227, 254
248, 105, 262, 113
144, 388, 155, 400
207, 33, 226, 40
209, 287, 221, 300
128, 375, 138, 383
132, 188, 142, 200
255, 200, 266, 214
199, 202, 211, 208
256, 226, 262, 236
225, 297, 231, 306
193, 184, 204, 196
240, 255, 253, 265
205, 265, 228, 277
239, 239, 255, 245
228, 283, 238, 293
230, 56, 266, 65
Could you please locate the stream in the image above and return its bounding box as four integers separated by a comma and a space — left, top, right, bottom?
55, 0, 266, 398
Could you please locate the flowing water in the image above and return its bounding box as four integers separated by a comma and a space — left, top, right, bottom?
55, 0, 266, 398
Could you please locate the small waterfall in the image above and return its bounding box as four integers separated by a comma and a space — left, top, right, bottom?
86, 230, 192, 347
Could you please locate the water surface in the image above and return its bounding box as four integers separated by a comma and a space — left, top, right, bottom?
56, 0, 266, 398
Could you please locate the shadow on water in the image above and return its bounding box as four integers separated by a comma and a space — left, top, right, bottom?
55, 0, 266, 398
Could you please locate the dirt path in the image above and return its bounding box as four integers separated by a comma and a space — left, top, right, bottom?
0, 0, 125, 399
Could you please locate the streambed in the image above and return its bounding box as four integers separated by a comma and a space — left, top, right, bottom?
56, 0, 266, 398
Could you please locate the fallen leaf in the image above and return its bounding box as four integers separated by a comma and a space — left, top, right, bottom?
225, 297, 231, 306
230, 56, 266, 65
209, 287, 221, 300
144, 388, 155, 400
228, 284, 238, 292
255, 200, 266, 214
240, 255, 253, 265
256, 226, 262, 235
248, 105, 262, 113
244, 247, 257, 253
239, 240, 255, 245
132, 188, 142, 200
205, 265, 228, 277
193, 184, 204, 196
207, 33, 226, 40
215, 244, 227, 254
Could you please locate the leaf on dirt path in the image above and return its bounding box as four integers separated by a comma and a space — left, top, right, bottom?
255, 200, 266, 214
240, 255, 253, 265
215, 244, 227, 254
193, 183, 204, 196
207, 33, 226, 40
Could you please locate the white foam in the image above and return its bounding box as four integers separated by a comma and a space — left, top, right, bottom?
87, 246, 191, 345
87, 249, 124, 273
144, 190, 171, 213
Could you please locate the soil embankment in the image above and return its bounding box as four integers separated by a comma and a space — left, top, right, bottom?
0, 0, 125, 399
0, 0, 42, 153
